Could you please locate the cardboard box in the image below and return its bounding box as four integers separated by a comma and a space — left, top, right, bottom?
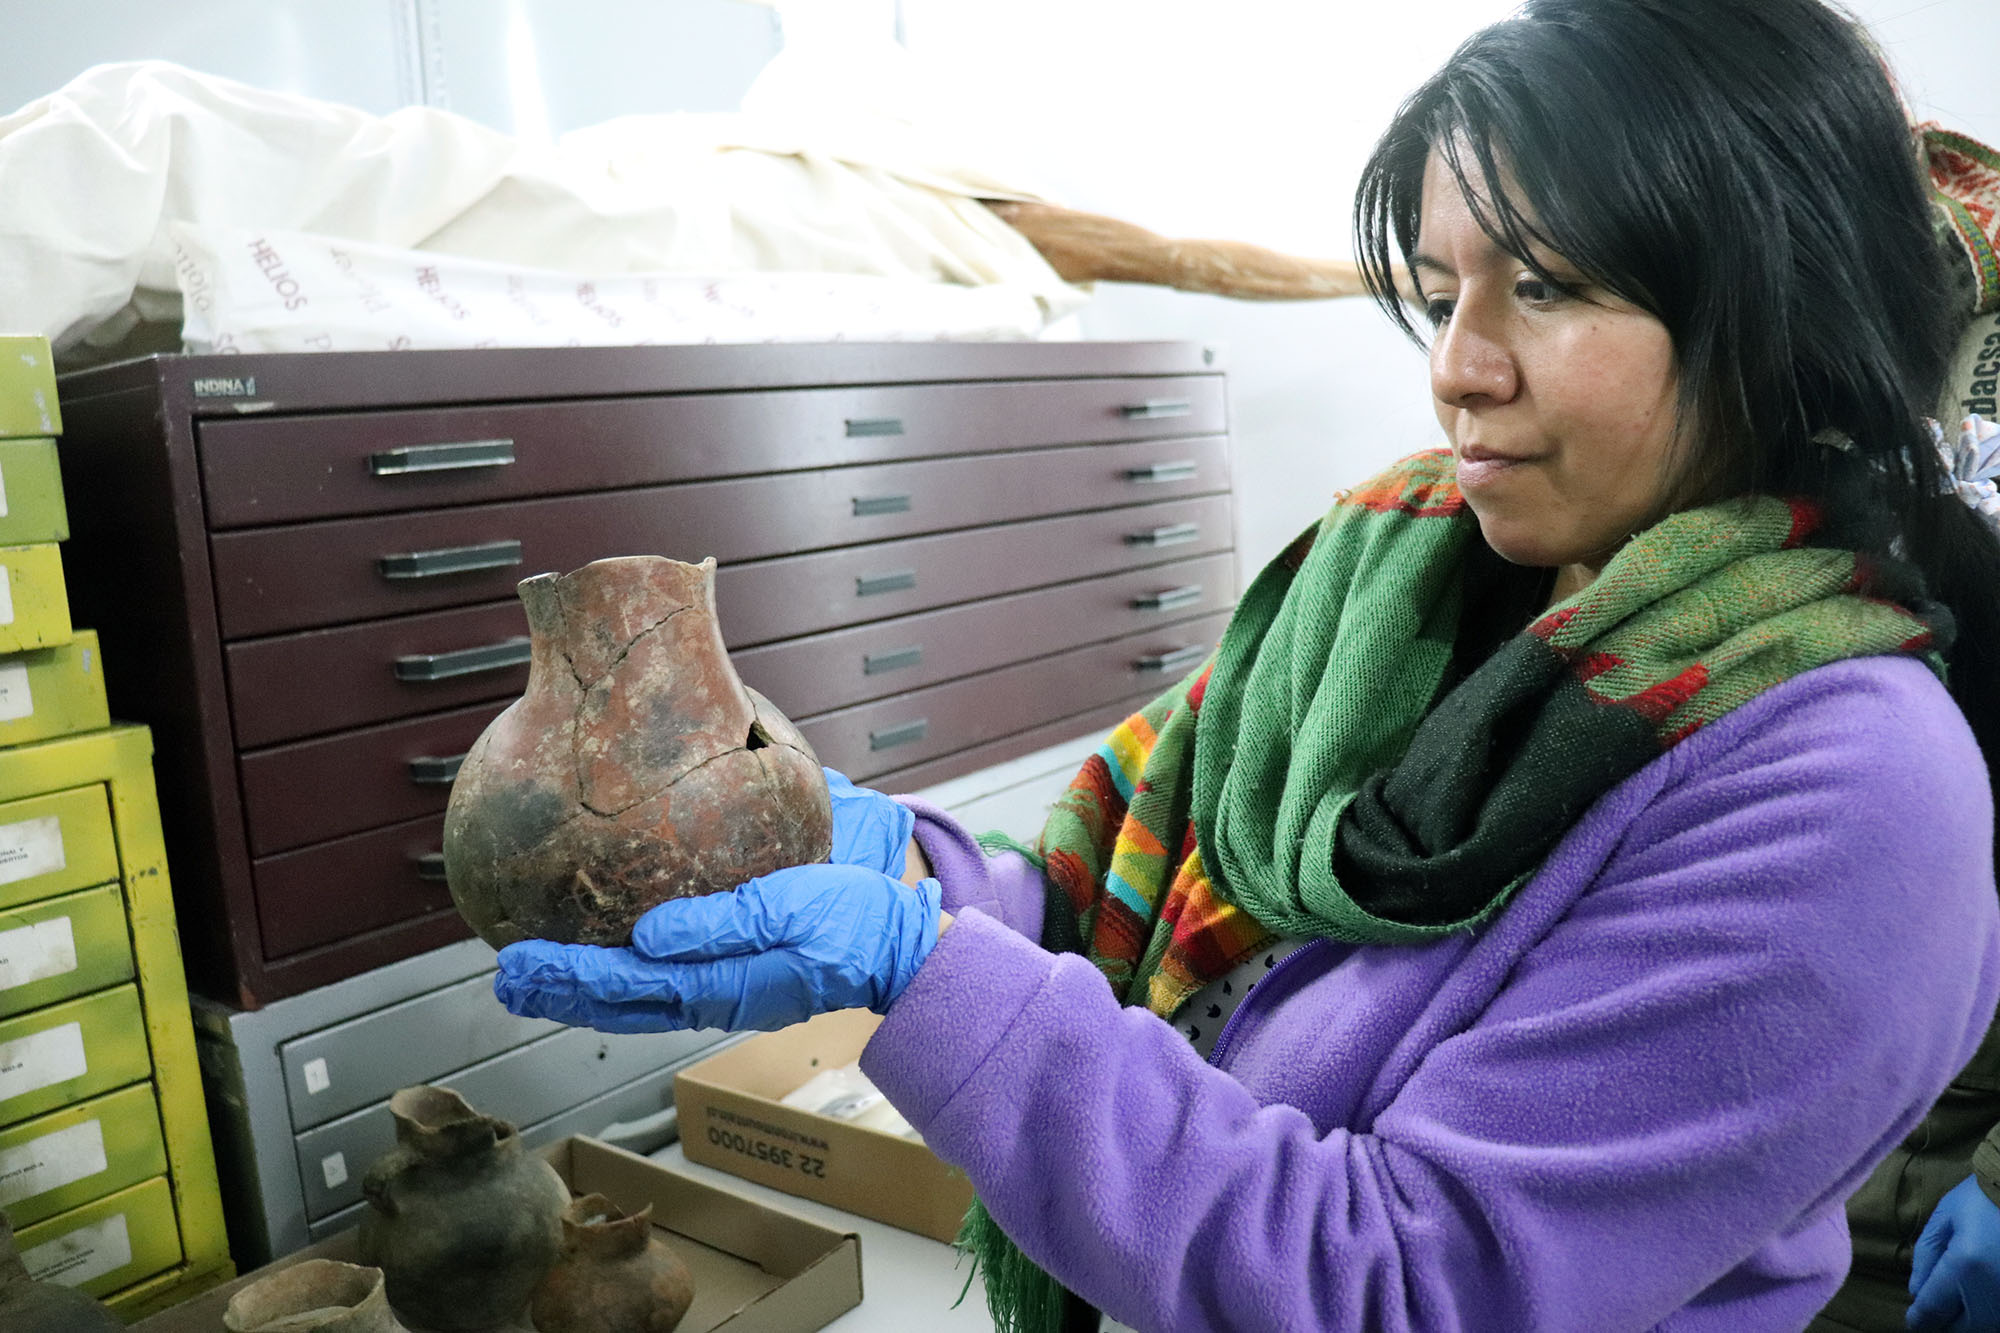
0, 439, 68, 544
0, 542, 71, 655
0, 336, 59, 441
675, 1010, 975, 1244
133, 1136, 863, 1332
0, 629, 110, 752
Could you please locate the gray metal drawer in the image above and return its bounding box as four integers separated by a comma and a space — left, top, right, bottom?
293, 1023, 718, 1219
279, 972, 560, 1131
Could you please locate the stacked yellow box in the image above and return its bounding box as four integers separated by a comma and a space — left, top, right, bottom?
0, 336, 231, 1318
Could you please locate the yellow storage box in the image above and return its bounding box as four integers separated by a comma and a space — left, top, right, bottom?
0, 337, 58, 442
0, 984, 152, 1129
0, 544, 69, 655
0, 783, 118, 914
0, 440, 67, 545
0, 1082, 167, 1228
0, 631, 110, 751
0, 883, 132, 1021
15, 1174, 181, 1300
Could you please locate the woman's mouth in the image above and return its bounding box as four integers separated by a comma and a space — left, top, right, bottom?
1456, 448, 1531, 490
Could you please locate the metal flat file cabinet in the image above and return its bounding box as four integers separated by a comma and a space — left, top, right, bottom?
55, 341, 1237, 1006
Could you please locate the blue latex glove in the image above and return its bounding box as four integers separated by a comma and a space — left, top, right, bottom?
823, 766, 914, 876
1909, 1174, 2000, 1331
493, 863, 942, 1034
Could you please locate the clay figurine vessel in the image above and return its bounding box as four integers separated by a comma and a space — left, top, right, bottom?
357, 1086, 571, 1332
530, 1194, 696, 1333
444, 554, 833, 947
0, 1211, 122, 1333
223, 1260, 410, 1333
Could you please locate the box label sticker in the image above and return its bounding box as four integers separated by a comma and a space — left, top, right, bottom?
0, 1118, 108, 1205
0, 463, 12, 518
0, 1021, 87, 1105
0, 662, 33, 724
0, 815, 65, 887
0, 568, 15, 627
0, 915, 77, 992
320, 1151, 347, 1190
302, 1057, 330, 1095
22, 1210, 131, 1288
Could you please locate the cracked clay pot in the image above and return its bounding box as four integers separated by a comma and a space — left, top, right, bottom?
530, 1194, 695, 1333
358, 1086, 571, 1331
443, 554, 833, 948
223, 1260, 409, 1333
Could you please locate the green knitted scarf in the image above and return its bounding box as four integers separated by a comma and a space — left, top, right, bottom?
960, 450, 1947, 1333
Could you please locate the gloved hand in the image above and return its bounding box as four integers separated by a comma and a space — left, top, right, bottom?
493, 863, 942, 1034
1909, 1174, 2000, 1330
823, 766, 914, 876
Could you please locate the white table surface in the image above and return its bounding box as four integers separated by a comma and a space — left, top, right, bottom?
649, 1141, 997, 1332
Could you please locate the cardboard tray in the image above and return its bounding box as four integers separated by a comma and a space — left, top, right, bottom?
132, 1136, 862, 1332
674, 1010, 975, 1244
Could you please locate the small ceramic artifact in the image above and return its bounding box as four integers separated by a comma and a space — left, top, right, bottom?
222, 1260, 409, 1332
444, 554, 833, 948
357, 1086, 571, 1331
530, 1194, 696, 1333
0, 1212, 122, 1333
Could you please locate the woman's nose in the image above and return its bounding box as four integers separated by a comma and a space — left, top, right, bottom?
1431, 307, 1519, 408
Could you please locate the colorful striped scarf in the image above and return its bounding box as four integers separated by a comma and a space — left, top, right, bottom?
963, 449, 1947, 1333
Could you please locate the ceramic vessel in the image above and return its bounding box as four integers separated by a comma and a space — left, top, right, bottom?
0, 1213, 122, 1333
530, 1194, 695, 1333
222, 1260, 409, 1333
443, 554, 832, 948
357, 1086, 571, 1331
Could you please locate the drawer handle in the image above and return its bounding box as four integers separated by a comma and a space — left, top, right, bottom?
870, 718, 929, 752
408, 753, 468, 785
413, 851, 449, 882
1120, 399, 1194, 420
852, 493, 913, 517
1132, 583, 1205, 612
1125, 522, 1200, 548
1125, 460, 1199, 484
394, 636, 532, 682
368, 439, 517, 476
845, 417, 906, 438
1135, 644, 1209, 675
378, 539, 524, 581
863, 644, 924, 675
856, 569, 917, 597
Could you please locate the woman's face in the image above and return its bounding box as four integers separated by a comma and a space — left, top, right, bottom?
1413, 148, 1683, 582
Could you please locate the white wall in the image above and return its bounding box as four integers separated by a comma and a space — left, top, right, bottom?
900, 0, 2000, 581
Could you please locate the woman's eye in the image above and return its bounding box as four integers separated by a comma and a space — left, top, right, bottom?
1423, 298, 1455, 329
1515, 277, 1564, 306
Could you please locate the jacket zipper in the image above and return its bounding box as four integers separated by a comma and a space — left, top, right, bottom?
1207, 937, 1330, 1067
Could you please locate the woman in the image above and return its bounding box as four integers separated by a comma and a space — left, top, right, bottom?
494, 1, 2000, 1328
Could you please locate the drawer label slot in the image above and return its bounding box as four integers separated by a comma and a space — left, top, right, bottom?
0, 815, 64, 887
22, 1210, 130, 1288
0, 915, 77, 992
0, 1021, 86, 1106
0, 1118, 108, 1206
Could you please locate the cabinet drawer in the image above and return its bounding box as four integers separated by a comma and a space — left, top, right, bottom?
280, 970, 557, 1133
241, 701, 509, 857
0, 784, 119, 915
734, 552, 1237, 719
0, 985, 152, 1129
0, 1083, 167, 1228
0, 883, 133, 1021
15, 1173, 180, 1299
210, 465, 1233, 641
227, 601, 531, 749
799, 611, 1231, 782
198, 375, 1228, 527
254, 814, 454, 962
293, 1023, 719, 1220
717, 495, 1233, 647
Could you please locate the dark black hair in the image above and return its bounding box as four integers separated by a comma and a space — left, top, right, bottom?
1355, 0, 2000, 816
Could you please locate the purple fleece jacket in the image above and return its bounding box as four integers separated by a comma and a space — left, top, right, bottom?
859, 657, 2000, 1333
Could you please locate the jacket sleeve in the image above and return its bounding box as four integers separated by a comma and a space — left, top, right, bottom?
862, 661, 2000, 1332
895, 795, 1047, 941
